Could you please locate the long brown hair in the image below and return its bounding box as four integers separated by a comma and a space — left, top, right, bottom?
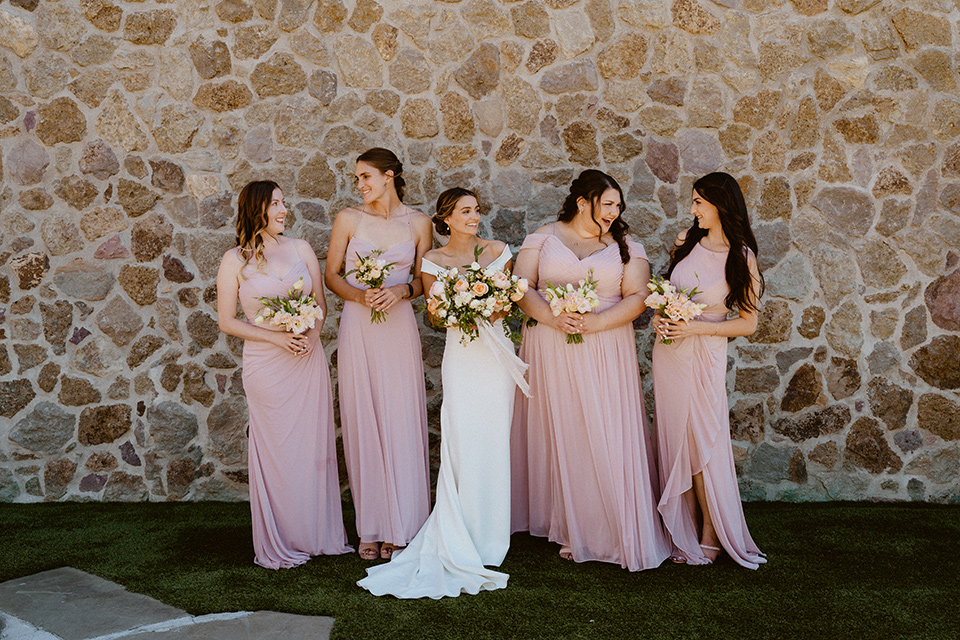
558, 170, 631, 264
357, 148, 406, 202
667, 172, 765, 313
433, 187, 480, 236
236, 180, 280, 274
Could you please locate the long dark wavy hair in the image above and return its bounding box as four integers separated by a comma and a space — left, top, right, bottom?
558, 170, 630, 264
236, 180, 280, 274
667, 172, 765, 313
433, 187, 480, 236
357, 147, 406, 202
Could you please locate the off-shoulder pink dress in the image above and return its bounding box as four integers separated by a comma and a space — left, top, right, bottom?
510, 233, 670, 571
238, 259, 352, 569
337, 208, 430, 546
653, 242, 766, 569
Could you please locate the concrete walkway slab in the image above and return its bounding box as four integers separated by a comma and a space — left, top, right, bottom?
0, 569, 334, 640
0, 568, 185, 640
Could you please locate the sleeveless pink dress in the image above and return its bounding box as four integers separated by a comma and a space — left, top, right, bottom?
337, 208, 430, 545
510, 233, 671, 571
238, 257, 352, 569
653, 242, 766, 569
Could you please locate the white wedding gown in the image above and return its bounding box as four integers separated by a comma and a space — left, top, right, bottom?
358, 246, 530, 599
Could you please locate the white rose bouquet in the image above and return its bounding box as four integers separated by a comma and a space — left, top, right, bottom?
345, 249, 397, 324
426, 248, 528, 345
254, 276, 324, 335
543, 270, 601, 344
644, 274, 707, 344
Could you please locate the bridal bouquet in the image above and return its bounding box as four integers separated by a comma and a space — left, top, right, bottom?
543, 270, 601, 344
644, 274, 707, 344
254, 276, 324, 335
345, 249, 396, 324
426, 249, 528, 345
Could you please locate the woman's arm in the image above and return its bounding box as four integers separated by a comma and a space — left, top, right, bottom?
579, 252, 648, 335
215, 248, 308, 355
374, 211, 433, 314
324, 209, 369, 306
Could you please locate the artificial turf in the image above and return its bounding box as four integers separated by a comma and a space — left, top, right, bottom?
0, 502, 957, 639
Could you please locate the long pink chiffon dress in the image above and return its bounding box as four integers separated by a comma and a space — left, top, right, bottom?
510, 233, 671, 571
337, 207, 430, 546
653, 242, 766, 569
238, 258, 352, 569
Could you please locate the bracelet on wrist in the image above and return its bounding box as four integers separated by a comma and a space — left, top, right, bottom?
405, 283, 414, 299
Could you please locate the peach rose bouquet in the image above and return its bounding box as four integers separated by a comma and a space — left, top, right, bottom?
645, 274, 707, 344
345, 248, 397, 324
426, 248, 528, 345
543, 270, 601, 344
254, 276, 324, 335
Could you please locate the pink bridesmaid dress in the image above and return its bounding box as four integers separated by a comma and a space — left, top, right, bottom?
510, 233, 671, 571
238, 260, 352, 569
653, 242, 766, 569
337, 207, 430, 547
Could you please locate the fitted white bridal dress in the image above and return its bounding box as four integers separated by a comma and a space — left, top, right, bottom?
358, 246, 530, 599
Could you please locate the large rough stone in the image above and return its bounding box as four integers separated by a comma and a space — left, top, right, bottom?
189, 36, 231, 79
844, 417, 903, 474
453, 42, 500, 100
917, 394, 960, 441
0, 7, 39, 57
561, 122, 599, 166
900, 305, 928, 351
334, 35, 382, 87
671, 0, 720, 35
19, 188, 54, 211
400, 98, 439, 139
925, 267, 960, 332
131, 214, 173, 262
24, 54, 70, 98
13, 343, 46, 373
296, 154, 337, 200
730, 400, 764, 443
182, 363, 215, 407
44, 459, 77, 499
96, 296, 144, 347
153, 104, 203, 154
78, 404, 131, 445
36, 98, 87, 146
389, 48, 431, 95
439, 92, 475, 144
0, 379, 35, 419
733, 90, 782, 130
502, 77, 540, 135
10, 402, 75, 454
734, 366, 779, 394
193, 81, 253, 112
891, 8, 952, 51
867, 377, 913, 431
824, 300, 863, 359
678, 130, 721, 175
645, 138, 679, 184
752, 130, 785, 173
123, 10, 176, 45
186, 311, 220, 348
127, 335, 166, 369
41, 215, 84, 257
149, 160, 184, 194
10, 253, 50, 290
55, 175, 99, 211
59, 376, 102, 407
118, 265, 159, 306
40, 300, 72, 353
748, 442, 804, 484
857, 239, 907, 290
772, 404, 851, 443
602, 133, 643, 164
597, 32, 647, 80
825, 357, 860, 401
810, 187, 875, 239
234, 24, 279, 59
147, 401, 199, 453
909, 335, 960, 390
780, 363, 822, 412
7, 138, 50, 185
251, 53, 307, 98
540, 60, 599, 95
748, 299, 792, 344
78, 140, 120, 180
103, 471, 148, 501
96, 91, 149, 152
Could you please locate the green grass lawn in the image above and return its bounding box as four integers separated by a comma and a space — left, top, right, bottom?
1, 502, 958, 639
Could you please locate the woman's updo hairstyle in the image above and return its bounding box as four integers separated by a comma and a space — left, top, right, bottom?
557, 169, 631, 264
433, 187, 480, 236
357, 147, 406, 202
236, 180, 280, 273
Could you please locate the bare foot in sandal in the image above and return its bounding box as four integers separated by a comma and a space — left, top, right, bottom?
358, 542, 379, 560
381, 543, 402, 560
559, 545, 573, 561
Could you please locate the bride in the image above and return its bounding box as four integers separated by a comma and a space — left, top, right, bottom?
358, 187, 530, 599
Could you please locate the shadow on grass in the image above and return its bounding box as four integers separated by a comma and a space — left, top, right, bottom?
1, 502, 958, 640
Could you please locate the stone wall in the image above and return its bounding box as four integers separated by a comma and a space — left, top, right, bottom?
1, 0, 959, 504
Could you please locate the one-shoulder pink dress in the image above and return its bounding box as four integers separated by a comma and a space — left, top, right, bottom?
510, 233, 670, 571
653, 242, 766, 569
337, 209, 430, 546
238, 259, 352, 569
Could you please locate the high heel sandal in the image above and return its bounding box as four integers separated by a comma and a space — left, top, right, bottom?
559, 545, 574, 561
358, 542, 380, 561
700, 544, 721, 564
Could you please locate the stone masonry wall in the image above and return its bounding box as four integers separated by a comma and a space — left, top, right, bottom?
1, 0, 959, 504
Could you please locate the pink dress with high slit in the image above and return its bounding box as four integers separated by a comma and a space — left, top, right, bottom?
510, 233, 670, 571
238, 258, 352, 569
337, 208, 430, 546
653, 242, 766, 569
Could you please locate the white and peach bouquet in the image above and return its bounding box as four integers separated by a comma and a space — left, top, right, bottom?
345, 249, 396, 324
426, 248, 528, 345
254, 276, 324, 335
543, 270, 601, 344
645, 274, 707, 344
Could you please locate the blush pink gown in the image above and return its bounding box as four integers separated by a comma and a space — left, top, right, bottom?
238, 259, 352, 569
510, 233, 671, 571
652, 242, 766, 569
337, 208, 430, 546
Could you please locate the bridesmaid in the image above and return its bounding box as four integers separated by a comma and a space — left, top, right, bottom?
216, 180, 352, 568
510, 169, 670, 571
325, 148, 433, 561
651, 172, 766, 568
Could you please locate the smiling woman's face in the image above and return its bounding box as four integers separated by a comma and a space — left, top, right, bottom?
263, 188, 286, 237
355, 161, 391, 205
580, 187, 621, 233
691, 189, 721, 231
445, 195, 481, 236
